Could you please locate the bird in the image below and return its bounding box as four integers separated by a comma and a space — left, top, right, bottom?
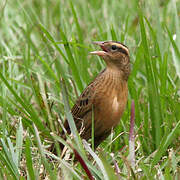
63, 41, 131, 149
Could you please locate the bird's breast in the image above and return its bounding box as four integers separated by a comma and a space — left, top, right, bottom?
95, 81, 128, 128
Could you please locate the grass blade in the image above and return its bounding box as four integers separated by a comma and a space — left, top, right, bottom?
151, 120, 180, 167
33, 123, 56, 180
60, 78, 85, 156
15, 119, 23, 167
128, 100, 135, 169
165, 26, 180, 78
138, 11, 163, 148
0, 71, 48, 133
25, 136, 36, 180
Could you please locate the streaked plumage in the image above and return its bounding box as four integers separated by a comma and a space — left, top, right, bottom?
64, 41, 130, 148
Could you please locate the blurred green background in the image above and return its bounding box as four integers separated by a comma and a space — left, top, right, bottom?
0, 0, 179, 179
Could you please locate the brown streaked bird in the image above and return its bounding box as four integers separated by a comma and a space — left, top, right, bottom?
64, 41, 130, 149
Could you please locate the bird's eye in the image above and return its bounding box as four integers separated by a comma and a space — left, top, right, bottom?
111, 45, 117, 50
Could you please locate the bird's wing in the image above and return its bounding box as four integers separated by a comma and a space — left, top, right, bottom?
63, 83, 95, 134
71, 69, 106, 118
63, 69, 106, 134
71, 83, 95, 118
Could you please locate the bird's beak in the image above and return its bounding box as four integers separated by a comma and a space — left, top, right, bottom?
90, 41, 108, 56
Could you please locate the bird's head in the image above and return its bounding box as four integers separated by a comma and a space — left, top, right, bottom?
90, 41, 130, 79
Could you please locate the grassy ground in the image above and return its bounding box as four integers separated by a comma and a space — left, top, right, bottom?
0, 0, 179, 179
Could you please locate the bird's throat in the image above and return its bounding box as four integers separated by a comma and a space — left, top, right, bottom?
105, 67, 127, 83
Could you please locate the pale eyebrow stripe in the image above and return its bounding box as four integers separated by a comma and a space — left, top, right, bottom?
112, 43, 129, 55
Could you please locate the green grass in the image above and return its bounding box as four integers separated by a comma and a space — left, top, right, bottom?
0, 0, 179, 179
